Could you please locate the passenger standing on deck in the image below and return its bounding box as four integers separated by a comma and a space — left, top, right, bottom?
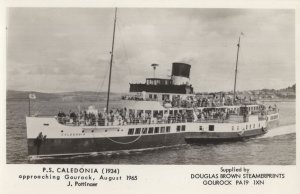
124, 108, 129, 125
97, 112, 103, 126
141, 111, 146, 124
103, 111, 108, 126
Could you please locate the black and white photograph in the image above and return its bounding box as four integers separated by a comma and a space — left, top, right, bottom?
6, 7, 295, 166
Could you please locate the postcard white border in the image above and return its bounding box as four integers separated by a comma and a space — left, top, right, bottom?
1, 0, 299, 194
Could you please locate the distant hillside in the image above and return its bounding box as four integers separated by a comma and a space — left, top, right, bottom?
7, 90, 58, 100
195, 84, 296, 100
279, 84, 295, 92
6, 90, 125, 102
242, 84, 296, 100
275, 84, 296, 99
7, 84, 295, 102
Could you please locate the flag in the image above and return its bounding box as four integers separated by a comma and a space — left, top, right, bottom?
29, 93, 36, 99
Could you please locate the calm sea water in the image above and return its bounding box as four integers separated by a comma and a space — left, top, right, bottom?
6, 99, 296, 164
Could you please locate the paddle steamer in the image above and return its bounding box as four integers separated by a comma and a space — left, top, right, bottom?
26, 8, 279, 157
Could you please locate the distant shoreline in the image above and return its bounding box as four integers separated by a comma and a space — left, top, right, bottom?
7, 97, 295, 103
261, 98, 295, 103
6, 90, 296, 103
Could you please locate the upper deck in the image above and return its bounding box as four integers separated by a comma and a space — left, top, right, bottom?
129, 62, 193, 94
129, 80, 193, 94
49, 99, 272, 128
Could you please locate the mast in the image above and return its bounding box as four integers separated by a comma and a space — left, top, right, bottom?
233, 34, 242, 104
106, 8, 117, 114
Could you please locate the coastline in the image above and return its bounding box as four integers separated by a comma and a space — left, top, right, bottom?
261, 98, 295, 103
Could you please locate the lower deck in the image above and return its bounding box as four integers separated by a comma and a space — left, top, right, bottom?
26, 113, 279, 156
28, 128, 268, 156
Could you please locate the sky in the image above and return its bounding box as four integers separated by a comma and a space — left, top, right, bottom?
6, 8, 295, 93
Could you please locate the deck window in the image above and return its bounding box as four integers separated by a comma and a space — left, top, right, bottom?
154, 127, 159, 133
128, 128, 134, 135
259, 123, 260, 127
232, 126, 234, 131
200, 126, 203, 131
145, 110, 151, 118
135, 128, 141, 134
181, 125, 186, 131
253, 124, 255, 128
209, 125, 214, 131
166, 126, 171, 133
176, 125, 181, 132
148, 127, 154, 134
142, 128, 147, 134
160, 127, 165, 133
162, 94, 169, 100
159, 110, 163, 116
246, 125, 248, 129
136, 110, 143, 117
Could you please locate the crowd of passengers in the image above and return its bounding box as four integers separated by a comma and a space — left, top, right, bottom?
57, 108, 130, 126
56, 100, 278, 126
167, 95, 256, 108
57, 108, 194, 126
122, 94, 257, 109
122, 95, 144, 101
56, 106, 248, 126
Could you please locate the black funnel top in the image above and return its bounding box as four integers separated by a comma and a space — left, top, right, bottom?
171, 63, 191, 78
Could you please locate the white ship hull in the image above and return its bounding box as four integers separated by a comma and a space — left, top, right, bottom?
26, 115, 272, 157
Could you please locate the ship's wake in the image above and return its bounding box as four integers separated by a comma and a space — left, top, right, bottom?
256, 124, 295, 139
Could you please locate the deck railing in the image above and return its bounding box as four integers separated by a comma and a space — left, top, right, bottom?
56, 113, 264, 127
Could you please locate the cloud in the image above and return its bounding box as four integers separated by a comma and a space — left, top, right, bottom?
7, 8, 295, 93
